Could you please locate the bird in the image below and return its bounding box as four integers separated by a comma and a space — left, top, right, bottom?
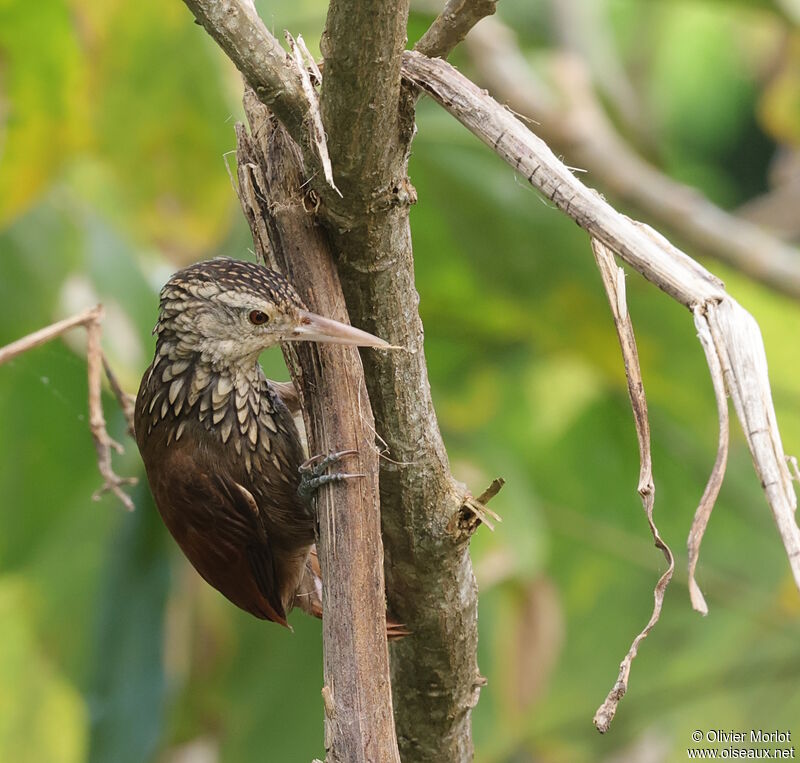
134, 257, 391, 629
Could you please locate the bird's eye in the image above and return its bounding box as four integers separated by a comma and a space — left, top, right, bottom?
248, 310, 270, 326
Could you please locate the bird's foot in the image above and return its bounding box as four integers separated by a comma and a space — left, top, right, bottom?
298, 449, 364, 501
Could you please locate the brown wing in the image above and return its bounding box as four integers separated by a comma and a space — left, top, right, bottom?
147, 445, 289, 626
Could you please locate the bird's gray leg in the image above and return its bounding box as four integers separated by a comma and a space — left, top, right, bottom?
298, 449, 365, 502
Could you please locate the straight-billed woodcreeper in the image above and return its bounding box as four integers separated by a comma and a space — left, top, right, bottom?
134, 258, 390, 628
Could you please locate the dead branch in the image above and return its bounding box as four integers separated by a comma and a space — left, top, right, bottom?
236, 101, 400, 763
0, 306, 137, 510
415, 0, 499, 59
402, 47, 799, 586
402, 49, 800, 722
181, 0, 317, 176
704, 300, 800, 582
590, 239, 675, 733
284, 31, 340, 196
403, 50, 725, 304
687, 309, 730, 615
464, 19, 800, 301
102, 353, 137, 437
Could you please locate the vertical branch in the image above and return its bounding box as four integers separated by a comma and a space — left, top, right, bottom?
235, 96, 400, 763
318, 3, 483, 761
183, 1, 487, 755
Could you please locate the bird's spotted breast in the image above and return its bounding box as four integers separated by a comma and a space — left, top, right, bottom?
138, 351, 297, 490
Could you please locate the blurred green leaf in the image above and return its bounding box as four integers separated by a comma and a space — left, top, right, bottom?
0, 0, 88, 225
87, 484, 170, 763
759, 33, 800, 145
0, 577, 87, 763
84, 0, 239, 255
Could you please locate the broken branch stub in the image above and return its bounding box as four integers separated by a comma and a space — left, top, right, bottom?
0, 306, 137, 510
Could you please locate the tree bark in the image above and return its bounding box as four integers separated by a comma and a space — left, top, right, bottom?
183, 1, 487, 759
236, 95, 400, 763
317, 3, 484, 761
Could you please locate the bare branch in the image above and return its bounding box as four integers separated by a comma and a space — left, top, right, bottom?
85, 316, 138, 510
704, 301, 800, 588
464, 19, 800, 301
590, 239, 675, 733
317, 2, 484, 759
0, 306, 137, 510
415, 0, 499, 59
401, 47, 800, 635
102, 353, 136, 437
181, 0, 308, 148
236, 102, 400, 763
403, 50, 724, 307
0, 307, 103, 364
548, 0, 644, 136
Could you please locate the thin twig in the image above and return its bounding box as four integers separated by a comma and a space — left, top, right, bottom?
415, 0, 499, 59
0, 307, 103, 365
102, 353, 136, 437
477, 476, 505, 505
0, 306, 137, 510
590, 239, 675, 733
788, 456, 800, 483
687, 309, 730, 615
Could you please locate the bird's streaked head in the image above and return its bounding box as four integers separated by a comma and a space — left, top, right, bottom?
155, 258, 390, 365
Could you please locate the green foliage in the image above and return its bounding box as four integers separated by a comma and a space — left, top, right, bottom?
1, 1, 799, 762
0, 0, 88, 224
87, 486, 170, 763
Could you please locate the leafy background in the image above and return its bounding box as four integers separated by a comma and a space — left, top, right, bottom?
1, 1, 799, 761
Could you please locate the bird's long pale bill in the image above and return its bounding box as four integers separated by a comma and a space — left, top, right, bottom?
289, 310, 395, 349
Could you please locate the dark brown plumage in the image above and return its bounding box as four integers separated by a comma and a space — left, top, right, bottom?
134, 258, 390, 627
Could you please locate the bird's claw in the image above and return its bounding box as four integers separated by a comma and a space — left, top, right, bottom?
298, 449, 363, 501
299, 449, 358, 474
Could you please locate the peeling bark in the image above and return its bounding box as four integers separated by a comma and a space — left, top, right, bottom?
236, 98, 400, 763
